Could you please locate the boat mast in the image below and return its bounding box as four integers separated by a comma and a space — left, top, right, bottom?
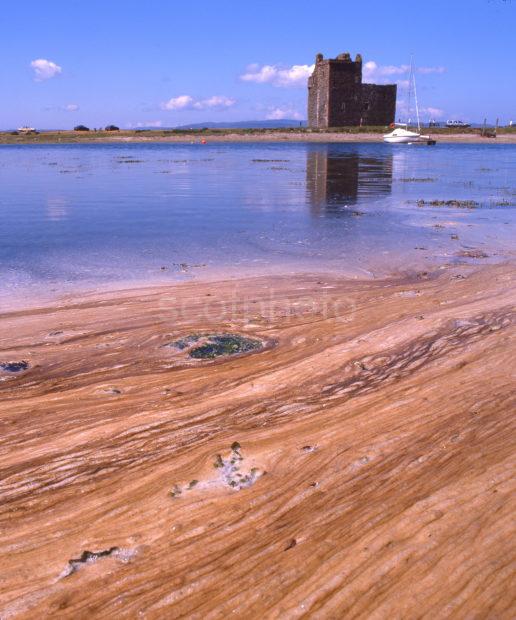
407, 58, 412, 128
412, 58, 421, 133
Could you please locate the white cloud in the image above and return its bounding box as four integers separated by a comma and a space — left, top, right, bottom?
240, 60, 444, 89
161, 95, 194, 110
42, 103, 79, 112
396, 99, 445, 120
240, 63, 314, 87
422, 106, 445, 118
418, 66, 446, 75
194, 95, 235, 109
127, 120, 163, 128
266, 106, 303, 120
161, 95, 236, 111
30, 58, 62, 81
363, 61, 407, 78
363, 61, 446, 82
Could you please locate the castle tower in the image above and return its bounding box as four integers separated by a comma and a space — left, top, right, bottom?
308, 52, 396, 128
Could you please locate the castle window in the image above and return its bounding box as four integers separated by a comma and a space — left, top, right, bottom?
341, 102, 346, 112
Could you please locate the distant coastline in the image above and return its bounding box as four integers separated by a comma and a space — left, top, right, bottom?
1, 127, 516, 144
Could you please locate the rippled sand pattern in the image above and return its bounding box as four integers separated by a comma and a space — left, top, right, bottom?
0, 263, 515, 618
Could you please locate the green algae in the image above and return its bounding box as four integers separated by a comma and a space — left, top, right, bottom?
0, 361, 29, 373
164, 332, 264, 360
188, 334, 262, 359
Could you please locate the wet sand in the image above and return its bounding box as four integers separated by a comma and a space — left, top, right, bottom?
1, 260, 515, 618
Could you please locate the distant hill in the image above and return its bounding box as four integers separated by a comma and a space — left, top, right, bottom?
0, 120, 306, 132
173, 119, 307, 130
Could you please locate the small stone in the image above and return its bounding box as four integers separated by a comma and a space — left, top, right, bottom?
285, 539, 297, 551
104, 388, 122, 395
214, 455, 224, 468
170, 485, 182, 498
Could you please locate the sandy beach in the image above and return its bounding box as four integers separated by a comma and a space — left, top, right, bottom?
2, 129, 516, 144
3, 0, 516, 615
1, 258, 515, 618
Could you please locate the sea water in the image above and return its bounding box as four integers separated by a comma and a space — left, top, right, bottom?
0, 142, 514, 305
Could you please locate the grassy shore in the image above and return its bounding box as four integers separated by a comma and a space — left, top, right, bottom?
2, 126, 516, 144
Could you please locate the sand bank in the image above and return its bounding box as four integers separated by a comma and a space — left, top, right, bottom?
0, 261, 515, 617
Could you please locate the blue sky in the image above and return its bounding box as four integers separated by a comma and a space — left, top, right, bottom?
1, 0, 515, 128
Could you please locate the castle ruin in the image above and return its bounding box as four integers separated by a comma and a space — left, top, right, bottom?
308, 52, 396, 128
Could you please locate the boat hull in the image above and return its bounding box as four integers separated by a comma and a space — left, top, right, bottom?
383, 128, 432, 144
383, 136, 431, 144
384, 136, 416, 143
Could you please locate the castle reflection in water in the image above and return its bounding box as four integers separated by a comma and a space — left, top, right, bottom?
306, 146, 393, 216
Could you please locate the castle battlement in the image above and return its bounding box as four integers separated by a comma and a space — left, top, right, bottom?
308, 52, 396, 128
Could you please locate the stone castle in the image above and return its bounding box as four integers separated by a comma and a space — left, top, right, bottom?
308, 52, 396, 127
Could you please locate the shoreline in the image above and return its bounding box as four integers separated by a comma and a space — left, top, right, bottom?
1, 260, 515, 616
0, 250, 503, 314
2, 129, 516, 145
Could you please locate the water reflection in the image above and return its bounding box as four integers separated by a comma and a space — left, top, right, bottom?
46, 197, 69, 221
306, 147, 393, 215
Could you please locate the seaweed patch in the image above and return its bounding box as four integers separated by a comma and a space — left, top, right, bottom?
0, 361, 29, 373
163, 333, 265, 360
213, 442, 264, 490
252, 159, 290, 163
398, 177, 436, 183
169, 443, 263, 498
189, 334, 262, 359
59, 546, 136, 579
458, 249, 489, 259
415, 199, 479, 209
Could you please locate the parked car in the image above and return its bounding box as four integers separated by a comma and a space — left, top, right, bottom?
446, 120, 471, 128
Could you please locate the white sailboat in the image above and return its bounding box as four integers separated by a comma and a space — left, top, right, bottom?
383, 125, 430, 144
383, 60, 436, 145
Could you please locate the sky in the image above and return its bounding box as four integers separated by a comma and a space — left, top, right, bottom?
1, 0, 515, 129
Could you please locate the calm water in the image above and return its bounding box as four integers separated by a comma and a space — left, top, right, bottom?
0, 142, 514, 304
